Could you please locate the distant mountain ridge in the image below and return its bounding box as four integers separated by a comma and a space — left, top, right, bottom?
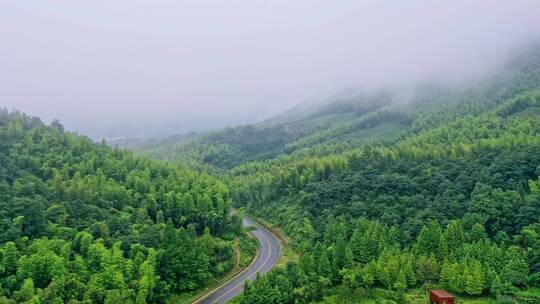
111, 44, 540, 172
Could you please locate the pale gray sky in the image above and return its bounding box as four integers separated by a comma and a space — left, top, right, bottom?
2, 1, 540, 138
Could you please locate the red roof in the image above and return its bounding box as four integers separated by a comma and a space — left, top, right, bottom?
430, 290, 454, 299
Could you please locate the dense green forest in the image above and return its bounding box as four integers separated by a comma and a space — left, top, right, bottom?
233, 92, 540, 303
0, 110, 248, 303
114, 46, 540, 303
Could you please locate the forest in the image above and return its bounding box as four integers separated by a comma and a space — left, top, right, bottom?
0, 110, 248, 303
3, 41, 540, 304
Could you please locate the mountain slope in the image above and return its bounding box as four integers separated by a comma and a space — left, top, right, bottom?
226, 47, 540, 303
121, 46, 540, 174
233, 98, 540, 303
0, 110, 243, 304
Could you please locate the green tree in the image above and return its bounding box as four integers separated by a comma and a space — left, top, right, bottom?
465, 261, 484, 295
332, 237, 353, 280
414, 221, 442, 256
502, 246, 529, 287
317, 249, 332, 279
158, 228, 210, 291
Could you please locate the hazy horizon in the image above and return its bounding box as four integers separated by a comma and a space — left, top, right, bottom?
3, 1, 540, 139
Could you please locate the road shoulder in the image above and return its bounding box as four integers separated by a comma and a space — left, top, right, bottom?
244, 214, 298, 267
189, 223, 262, 304
168, 232, 259, 304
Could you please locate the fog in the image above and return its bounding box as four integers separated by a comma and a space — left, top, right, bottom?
2, 1, 540, 139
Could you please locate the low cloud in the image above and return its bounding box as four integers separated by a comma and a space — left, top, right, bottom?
2, 1, 540, 138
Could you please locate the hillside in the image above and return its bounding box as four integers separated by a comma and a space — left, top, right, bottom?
120, 46, 540, 174
229, 56, 540, 302
0, 110, 245, 303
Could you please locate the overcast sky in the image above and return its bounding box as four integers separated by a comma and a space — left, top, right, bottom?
2, 1, 540, 139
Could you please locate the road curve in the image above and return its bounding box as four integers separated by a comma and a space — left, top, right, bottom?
194, 217, 282, 304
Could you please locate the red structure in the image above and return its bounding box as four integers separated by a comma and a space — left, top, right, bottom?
429, 290, 455, 304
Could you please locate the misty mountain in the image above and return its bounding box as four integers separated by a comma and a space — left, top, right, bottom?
114, 45, 540, 171
4, 2, 540, 303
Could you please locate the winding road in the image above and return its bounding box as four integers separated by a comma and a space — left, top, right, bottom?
194, 217, 282, 304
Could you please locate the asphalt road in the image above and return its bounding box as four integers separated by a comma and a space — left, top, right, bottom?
194, 217, 282, 304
